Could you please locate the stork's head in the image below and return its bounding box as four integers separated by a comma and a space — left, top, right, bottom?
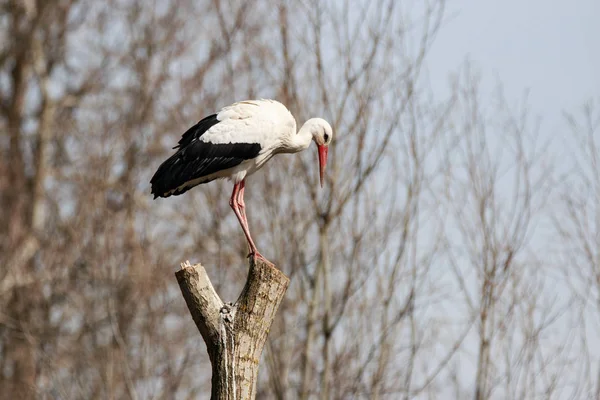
306, 118, 333, 188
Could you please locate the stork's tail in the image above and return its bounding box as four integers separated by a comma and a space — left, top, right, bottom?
150, 154, 184, 199
150, 152, 216, 199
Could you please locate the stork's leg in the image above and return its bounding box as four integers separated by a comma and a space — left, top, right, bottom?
236, 180, 264, 259
236, 180, 248, 225
230, 181, 263, 259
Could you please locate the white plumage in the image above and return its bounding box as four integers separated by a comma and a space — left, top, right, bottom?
150, 99, 333, 260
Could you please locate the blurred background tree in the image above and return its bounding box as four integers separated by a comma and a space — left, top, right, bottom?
0, 0, 598, 399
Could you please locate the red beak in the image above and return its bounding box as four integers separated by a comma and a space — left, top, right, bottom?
317, 145, 328, 188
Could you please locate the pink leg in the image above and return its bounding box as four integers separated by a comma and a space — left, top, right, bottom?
230, 181, 264, 259
236, 180, 247, 225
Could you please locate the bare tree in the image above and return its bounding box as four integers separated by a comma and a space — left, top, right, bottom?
248, 0, 458, 398
554, 100, 600, 398
443, 68, 569, 399
0, 0, 274, 397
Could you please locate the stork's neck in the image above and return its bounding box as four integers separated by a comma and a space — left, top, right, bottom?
287, 122, 314, 153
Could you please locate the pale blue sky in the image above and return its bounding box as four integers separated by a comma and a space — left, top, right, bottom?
426, 0, 599, 126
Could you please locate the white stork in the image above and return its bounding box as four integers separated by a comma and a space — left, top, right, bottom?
150, 99, 333, 260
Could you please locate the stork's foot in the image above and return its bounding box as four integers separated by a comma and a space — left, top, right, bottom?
247, 250, 264, 259
248, 250, 273, 265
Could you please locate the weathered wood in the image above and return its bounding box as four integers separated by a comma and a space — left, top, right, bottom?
175, 258, 289, 400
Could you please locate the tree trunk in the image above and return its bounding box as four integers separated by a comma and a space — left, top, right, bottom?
175, 258, 289, 400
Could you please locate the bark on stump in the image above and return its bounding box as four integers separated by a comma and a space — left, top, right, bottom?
175, 258, 289, 400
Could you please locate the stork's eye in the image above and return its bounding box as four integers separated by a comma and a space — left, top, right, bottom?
324, 133, 329, 142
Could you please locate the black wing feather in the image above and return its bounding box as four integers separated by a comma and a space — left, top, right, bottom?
174, 113, 220, 149
150, 117, 261, 199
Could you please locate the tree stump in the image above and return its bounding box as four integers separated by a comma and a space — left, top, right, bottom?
175, 258, 289, 400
